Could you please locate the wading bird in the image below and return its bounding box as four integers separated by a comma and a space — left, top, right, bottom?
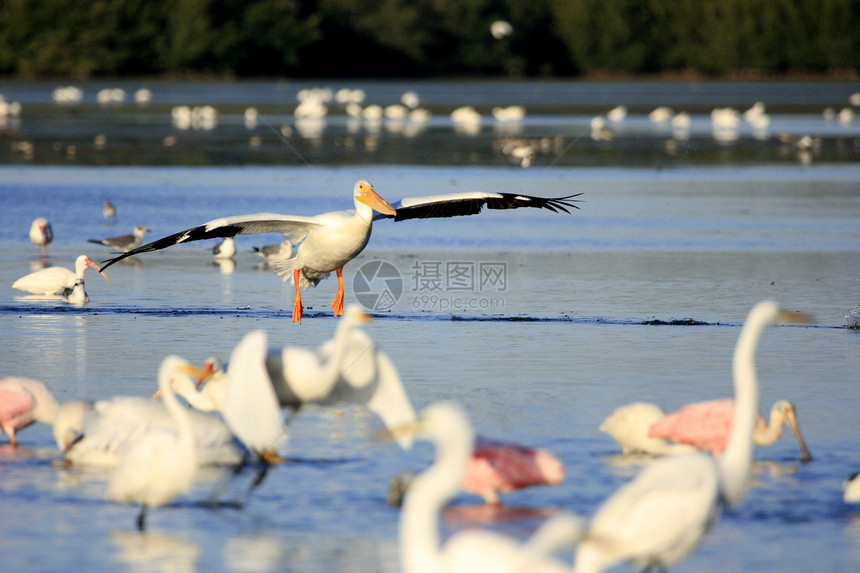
97, 180, 580, 322
12, 254, 109, 296
397, 402, 584, 573
29, 217, 53, 259
89, 225, 150, 252
601, 398, 812, 461
388, 437, 566, 506
0, 377, 59, 446
573, 301, 810, 573
106, 356, 200, 531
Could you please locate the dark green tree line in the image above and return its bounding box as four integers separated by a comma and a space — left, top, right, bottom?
0, 0, 856, 78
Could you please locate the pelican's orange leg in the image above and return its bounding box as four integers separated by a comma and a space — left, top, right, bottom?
292, 268, 303, 323
330, 267, 345, 317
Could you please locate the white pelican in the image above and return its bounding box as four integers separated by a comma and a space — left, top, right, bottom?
97, 180, 581, 322
573, 301, 810, 573
0, 377, 59, 446
601, 398, 812, 461
107, 356, 199, 531
89, 224, 150, 252
12, 254, 109, 296
397, 402, 584, 573
29, 217, 53, 259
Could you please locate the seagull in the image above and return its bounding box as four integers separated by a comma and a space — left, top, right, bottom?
97, 180, 581, 322
89, 225, 150, 252
29, 217, 53, 259
252, 239, 294, 265
212, 237, 236, 260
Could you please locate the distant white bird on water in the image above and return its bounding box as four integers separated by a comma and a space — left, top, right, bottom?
106, 356, 200, 531
103, 199, 117, 219
212, 237, 236, 260
844, 472, 860, 503
252, 239, 294, 265
397, 402, 584, 573
89, 225, 150, 252
96, 180, 580, 322
12, 254, 109, 296
29, 217, 53, 259
573, 301, 810, 573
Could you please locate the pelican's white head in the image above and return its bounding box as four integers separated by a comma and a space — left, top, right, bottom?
353, 180, 396, 217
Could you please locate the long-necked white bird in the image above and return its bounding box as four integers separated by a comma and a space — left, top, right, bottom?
53, 384, 242, 468
573, 301, 810, 573
96, 180, 581, 322
398, 402, 584, 573
178, 306, 418, 449
29, 217, 53, 259
106, 356, 200, 531
12, 254, 110, 296
601, 397, 812, 461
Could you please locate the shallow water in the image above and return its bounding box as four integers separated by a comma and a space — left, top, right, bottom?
1, 80, 860, 572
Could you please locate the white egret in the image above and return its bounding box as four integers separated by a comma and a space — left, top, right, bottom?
573, 301, 810, 573
398, 402, 583, 573
107, 356, 200, 530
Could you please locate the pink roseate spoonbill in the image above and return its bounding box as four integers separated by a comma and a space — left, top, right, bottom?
29, 217, 53, 259
12, 254, 110, 296
96, 180, 581, 322
397, 402, 584, 573
107, 356, 200, 531
647, 397, 812, 461
89, 225, 150, 252
0, 377, 60, 446
573, 301, 811, 573
388, 437, 565, 506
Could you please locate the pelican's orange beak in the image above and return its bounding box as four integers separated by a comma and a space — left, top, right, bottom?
85, 257, 111, 285
356, 183, 397, 216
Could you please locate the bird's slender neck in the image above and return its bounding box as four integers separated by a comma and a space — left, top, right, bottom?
159, 363, 196, 463
401, 425, 473, 573
719, 308, 769, 506
752, 408, 783, 446
173, 376, 221, 412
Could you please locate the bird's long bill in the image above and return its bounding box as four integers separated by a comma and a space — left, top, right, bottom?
151, 364, 208, 400
376, 420, 417, 445
86, 258, 111, 284
356, 186, 397, 216
194, 362, 216, 389
779, 309, 814, 325
785, 408, 813, 463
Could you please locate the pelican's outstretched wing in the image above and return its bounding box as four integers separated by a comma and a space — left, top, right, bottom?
99, 213, 321, 270
373, 191, 582, 222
